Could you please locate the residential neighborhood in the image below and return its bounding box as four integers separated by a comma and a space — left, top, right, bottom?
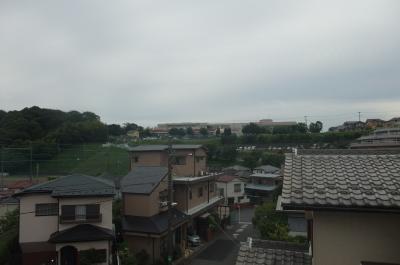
1, 1, 400, 265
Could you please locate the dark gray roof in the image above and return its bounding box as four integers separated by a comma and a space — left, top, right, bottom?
121, 166, 167, 194
282, 150, 400, 212
254, 165, 280, 173
16, 174, 115, 197
128, 144, 204, 152
122, 208, 188, 234
222, 165, 250, 172
236, 240, 311, 265
49, 224, 114, 243
297, 148, 400, 155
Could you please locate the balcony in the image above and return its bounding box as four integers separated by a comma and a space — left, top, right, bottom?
60, 214, 102, 224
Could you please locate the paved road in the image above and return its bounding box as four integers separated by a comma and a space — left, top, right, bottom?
190, 207, 259, 265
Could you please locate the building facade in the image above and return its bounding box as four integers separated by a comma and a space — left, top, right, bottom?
128, 145, 207, 177
16, 174, 115, 265
216, 175, 250, 205
281, 149, 400, 265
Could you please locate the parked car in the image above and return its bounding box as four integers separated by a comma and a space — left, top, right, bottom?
187, 234, 201, 247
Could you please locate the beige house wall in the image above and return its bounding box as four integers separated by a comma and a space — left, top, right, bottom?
130, 151, 165, 170
19, 194, 58, 243
174, 180, 217, 213
123, 179, 168, 217
129, 148, 207, 177
312, 211, 400, 265
58, 197, 113, 231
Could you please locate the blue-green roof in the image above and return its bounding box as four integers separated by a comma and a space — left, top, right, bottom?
16, 174, 115, 197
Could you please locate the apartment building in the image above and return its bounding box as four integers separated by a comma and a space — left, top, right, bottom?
351, 128, 400, 149
128, 145, 207, 177
281, 149, 400, 265
121, 166, 188, 264
15, 174, 115, 265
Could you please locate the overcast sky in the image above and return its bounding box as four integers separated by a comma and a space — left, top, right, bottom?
1, 1, 399, 129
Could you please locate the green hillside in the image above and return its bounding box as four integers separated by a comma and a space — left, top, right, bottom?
36, 144, 129, 177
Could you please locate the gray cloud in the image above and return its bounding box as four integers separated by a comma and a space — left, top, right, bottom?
1, 0, 400, 129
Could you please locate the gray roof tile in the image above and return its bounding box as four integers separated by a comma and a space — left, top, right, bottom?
282, 150, 400, 211
121, 166, 168, 194
16, 174, 115, 197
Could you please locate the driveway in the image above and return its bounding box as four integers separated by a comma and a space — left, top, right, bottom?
190, 207, 259, 265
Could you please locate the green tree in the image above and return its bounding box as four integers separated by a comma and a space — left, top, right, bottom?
253, 202, 289, 241
223, 127, 232, 136
242, 123, 265, 135
309, 121, 323, 133
215, 128, 221, 136
200, 127, 208, 136
186, 127, 194, 136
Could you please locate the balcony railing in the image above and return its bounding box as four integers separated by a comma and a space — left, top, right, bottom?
60, 214, 102, 224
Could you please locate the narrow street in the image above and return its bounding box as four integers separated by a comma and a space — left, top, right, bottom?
190, 207, 259, 265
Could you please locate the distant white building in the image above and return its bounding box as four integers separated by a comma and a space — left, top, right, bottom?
216, 175, 250, 205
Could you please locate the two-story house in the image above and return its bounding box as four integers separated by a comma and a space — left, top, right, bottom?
245, 165, 282, 204
121, 166, 188, 264
128, 145, 207, 177
216, 175, 250, 205
281, 149, 400, 265
16, 174, 115, 265
173, 175, 223, 240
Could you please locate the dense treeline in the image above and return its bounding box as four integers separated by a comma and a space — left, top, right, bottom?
0, 106, 108, 145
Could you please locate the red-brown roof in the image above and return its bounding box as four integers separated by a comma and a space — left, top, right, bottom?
6, 180, 38, 190
216, 175, 238, 183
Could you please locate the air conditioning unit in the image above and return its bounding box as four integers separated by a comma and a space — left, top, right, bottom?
160, 201, 168, 208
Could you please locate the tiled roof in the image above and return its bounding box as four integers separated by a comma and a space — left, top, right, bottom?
282, 150, 400, 211
128, 144, 204, 152
6, 179, 39, 189
16, 174, 115, 197
122, 208, 188, 234
49, 224, 114, 243
236, 240, 311, 265
255, 165, 280, 173
216, 175, 239, 183
121, 166, 167, 194
222, 165, 250, 172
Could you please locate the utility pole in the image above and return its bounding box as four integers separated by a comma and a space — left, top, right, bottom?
167, 141, 173, 265
30, 145, 33, 183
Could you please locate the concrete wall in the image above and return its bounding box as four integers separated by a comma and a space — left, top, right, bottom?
312, 211, 400, 265
58, 197, 113, 231
123, 179, 168, 217
19, 194, 59, 243
216, 179, 249, 204
0, 203, 18, 218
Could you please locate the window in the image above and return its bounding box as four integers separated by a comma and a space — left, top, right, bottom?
198, 187, 203, 197
234, 183, 241, 193
61, 204, 100, 223
35, 203, 58, 216
174, 156, 186, 165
